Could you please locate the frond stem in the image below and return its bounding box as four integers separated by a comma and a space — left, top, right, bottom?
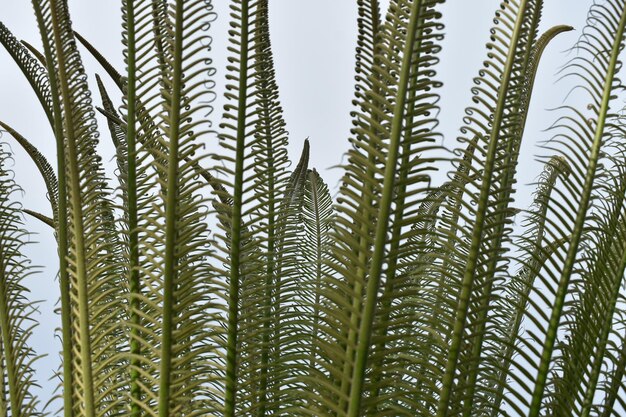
158, 1, 184, 415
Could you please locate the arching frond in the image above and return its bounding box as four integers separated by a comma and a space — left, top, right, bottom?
0, 145, 43, 417
0, 121, 58, 221
0, 22, 53, 126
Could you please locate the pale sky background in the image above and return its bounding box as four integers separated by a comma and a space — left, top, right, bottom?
0, 0, 591, 407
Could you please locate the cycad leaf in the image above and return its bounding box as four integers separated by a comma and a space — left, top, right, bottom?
0, 144, 43, 417
32, 1, 127, 415
0, 22, 53, 126
487, 156, 571, 416
312, 1, 444, 415
525, 3, 626, 415
431, 1, 545, 414
210, 0, 297, 415
0, 120, 58, 222
122, 0, 221, 415
22, 209, 54, 228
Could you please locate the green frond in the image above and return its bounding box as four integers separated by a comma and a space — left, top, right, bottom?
158, 2, 220, 410
22, 209, 54, 228
30, 2, 74, 413
121, 0, 221, 415
523, 3, 626, 415
426, 2, 549, 414
74, 31, 125, 90
209, 0, 301, 415
0, 22, 53, 126
307, 1, 444, 415
32, 1, 128, 415
293, 168, 336, 413
0, 120, 58, 222
487, 155, 572, 416
0, 144, 44, 417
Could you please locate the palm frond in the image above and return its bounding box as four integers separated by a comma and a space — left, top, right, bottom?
0, 121, 58, 221
0, 22, 53, 126
0, 144, 43, 417
32, 1, 127, 415
121, 0, 221, 415
307, 1, 444, 415
22, 209, 54, 228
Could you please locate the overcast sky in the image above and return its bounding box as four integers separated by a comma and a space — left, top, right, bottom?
0, 0, 591, 404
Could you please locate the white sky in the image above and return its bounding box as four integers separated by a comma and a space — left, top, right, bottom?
0, 0, 591, 405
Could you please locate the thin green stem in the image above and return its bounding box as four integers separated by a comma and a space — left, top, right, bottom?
123, 1, 142, 416
224, 1, 250, 415
157, 0, 184, 415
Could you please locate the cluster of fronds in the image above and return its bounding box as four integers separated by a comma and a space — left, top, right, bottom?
1, 0, 626, 416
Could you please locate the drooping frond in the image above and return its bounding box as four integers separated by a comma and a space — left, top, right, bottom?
0, 121, 58, 221
0, 144, 43, 417
0, 22, 53, 126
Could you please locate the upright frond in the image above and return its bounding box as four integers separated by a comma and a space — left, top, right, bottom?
309, 1, 445, 415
